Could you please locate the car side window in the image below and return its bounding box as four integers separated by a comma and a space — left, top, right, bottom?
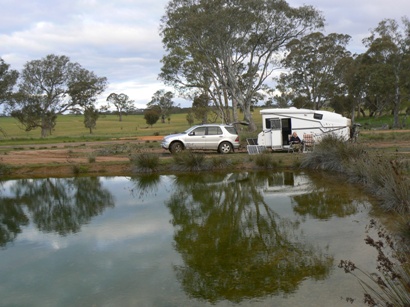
207, 127, 222, 135
191, 127, 206, 136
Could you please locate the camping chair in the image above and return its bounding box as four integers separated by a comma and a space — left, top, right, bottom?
303, 133, 315, 152
287, 134, 294, 153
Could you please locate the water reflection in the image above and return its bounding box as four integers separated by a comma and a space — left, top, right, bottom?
0, 172, 373, 306
291, 173, 360, 220
0, 177, 114, 246
166, 172, 334, 304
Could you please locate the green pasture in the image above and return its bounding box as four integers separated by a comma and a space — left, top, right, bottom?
1, 108, 409, 146
0, 111, 264, 145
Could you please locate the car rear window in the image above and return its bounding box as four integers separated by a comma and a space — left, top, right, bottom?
224, 126, 238, 135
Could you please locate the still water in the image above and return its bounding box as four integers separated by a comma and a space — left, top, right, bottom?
0, 171, 379, 307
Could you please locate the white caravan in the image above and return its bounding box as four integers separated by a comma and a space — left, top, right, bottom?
256, 107, 351, 151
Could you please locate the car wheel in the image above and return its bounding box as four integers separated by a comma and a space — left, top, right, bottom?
170, 141, 184, 154
218, 142, 233, 154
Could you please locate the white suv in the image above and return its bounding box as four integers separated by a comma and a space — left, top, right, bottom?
161, 124, 240, 154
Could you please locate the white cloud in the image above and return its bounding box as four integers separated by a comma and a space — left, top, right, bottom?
1, 0, 408, 109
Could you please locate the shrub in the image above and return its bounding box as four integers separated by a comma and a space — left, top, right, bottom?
253, 152, 278, 169
301, 134, 410, 214
0, 163, 11, 175
301, 134, 366, 172
130, 152, 160, 173
172, 151, 208, 171
87, 153, 96, 163
208, 156, 232, 170
339, 219, 410, 306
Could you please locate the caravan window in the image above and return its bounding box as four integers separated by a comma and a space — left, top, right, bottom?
266, 118, 281, 130
314, 113, 323, 120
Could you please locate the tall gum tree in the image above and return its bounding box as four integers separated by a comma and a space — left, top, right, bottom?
10, 54, 107, 137
362, 17, 410, 128
0, 58, 18, 136
160, 0, 324, 131
275, 32, 351, 110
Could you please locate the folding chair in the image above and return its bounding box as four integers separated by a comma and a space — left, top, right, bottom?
303, 134, 315, 152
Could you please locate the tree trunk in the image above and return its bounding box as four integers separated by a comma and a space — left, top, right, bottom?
243, 103, 256, 132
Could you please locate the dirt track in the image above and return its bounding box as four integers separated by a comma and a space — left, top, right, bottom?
0, 132, 409, 178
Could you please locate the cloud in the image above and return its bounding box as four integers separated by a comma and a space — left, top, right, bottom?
1, 0, 408, 109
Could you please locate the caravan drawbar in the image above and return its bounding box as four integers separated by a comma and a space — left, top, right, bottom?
257, 107, 352, 151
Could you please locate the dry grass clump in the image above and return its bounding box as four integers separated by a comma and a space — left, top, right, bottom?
301, 134, 366, 173
171, 151, 234, 172
301, 134, 410, 214
129, 152, 160, 173
253, 151, 279, 169
172, 151, 208, 172
339, 219, 410, 306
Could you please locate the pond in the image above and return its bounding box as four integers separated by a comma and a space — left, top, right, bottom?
0, 171, 379, 306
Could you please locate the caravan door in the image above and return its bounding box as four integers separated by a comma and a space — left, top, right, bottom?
269, 118, 283, 149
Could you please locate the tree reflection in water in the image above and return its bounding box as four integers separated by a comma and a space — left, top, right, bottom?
291, 172, 367, 220
128, 174, 162, 200
0, 177, 114, 246
166, 172, 334, 304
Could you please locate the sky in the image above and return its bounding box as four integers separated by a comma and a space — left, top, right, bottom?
0, 0, 408, 109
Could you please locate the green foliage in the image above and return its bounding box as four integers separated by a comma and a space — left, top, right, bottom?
147, 89, 175, 120
87, 153, 96, 163
0, 58, 18, 104
208, 156, 232, 170
172, 151, 207, 172
106, 92, 135, 122
160, 0, 324, 131
9, 54, 107, 137
253, 151, 278, 169
0, 162, 11, 175
130, 152, 160, 173
301, 134, 410, 214
144, 108, 161, 127
276, 32, 351, 110
83, 106, 99, 134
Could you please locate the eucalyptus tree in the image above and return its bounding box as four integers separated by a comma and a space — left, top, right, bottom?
362, 17, 410, 128
159, 0, 324, 131
275, 32, 351, 110
106, 92, 135, 122
9, 54, 107, 137
147, 89, 175, 123
0, 58, 18, 136
0, 58, 18, 106
331, 54, 368, 121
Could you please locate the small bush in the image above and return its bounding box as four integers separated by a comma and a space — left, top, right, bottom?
301, 134, 365, 172
87, 153, 96, 163
301, 134, 410, 214
72, 165, 89, 175
208, 156, 232, 170
172, 151, 208, 171
0, 163, 11, 175
253, 152, 278, 169
130, 152, 160, 173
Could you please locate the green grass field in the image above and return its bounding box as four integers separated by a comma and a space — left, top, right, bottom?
0, 108, 409, 145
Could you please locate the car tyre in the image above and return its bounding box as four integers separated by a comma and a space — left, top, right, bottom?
218, 142, 233, 154
170, 141, 184, 154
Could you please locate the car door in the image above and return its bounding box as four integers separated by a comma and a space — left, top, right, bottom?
185, 126, 207, 149
203, 126, 223, 149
